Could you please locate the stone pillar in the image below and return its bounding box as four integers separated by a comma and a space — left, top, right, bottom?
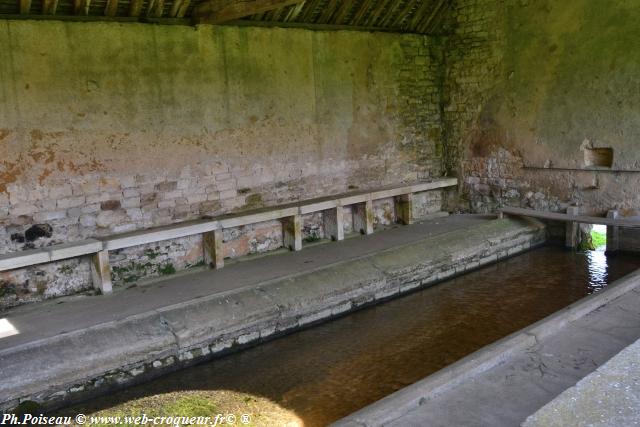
395, 193, 414, 225
606, 210, 619, 253
204, 229, 224, 269
282, 214, 302, 251
323, 206, 344, 241
565, 206, 580, 248
353, 199, 374, 235
91, 250, 113, 294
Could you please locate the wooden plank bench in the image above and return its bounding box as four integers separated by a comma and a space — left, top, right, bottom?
0, 178, 458, 295
499, 206, 640, 249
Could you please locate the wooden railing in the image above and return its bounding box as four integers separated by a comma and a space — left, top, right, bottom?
0, 178, 457, 294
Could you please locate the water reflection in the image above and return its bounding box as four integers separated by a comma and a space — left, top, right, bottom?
59, 246, 640, 426
586, 250, 609, 293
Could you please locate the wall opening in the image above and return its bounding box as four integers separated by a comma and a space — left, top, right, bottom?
584, 147, 613, 168
590, 224, 607, 250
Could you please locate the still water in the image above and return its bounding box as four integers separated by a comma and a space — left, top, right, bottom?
63, 246, 640, 426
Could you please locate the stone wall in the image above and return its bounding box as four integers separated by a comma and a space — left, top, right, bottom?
0, 21, 446, 307
446, 0, 640, 217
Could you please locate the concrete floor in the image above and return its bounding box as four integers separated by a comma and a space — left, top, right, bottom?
0, 215, 491, 350
524, 335, 640, 427
335, 269, 640, 427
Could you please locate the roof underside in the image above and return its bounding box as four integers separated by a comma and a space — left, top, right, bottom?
0, 0, 453, 35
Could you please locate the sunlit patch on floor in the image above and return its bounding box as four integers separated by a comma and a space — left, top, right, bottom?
58, 390, 304, 427
0, 318, 19, 339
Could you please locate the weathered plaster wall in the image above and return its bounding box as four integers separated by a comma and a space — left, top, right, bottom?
446, 0, 640, 216
0, 21, 445, 306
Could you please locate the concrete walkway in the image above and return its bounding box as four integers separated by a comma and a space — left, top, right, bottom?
0, 215, 490, 349
334, 267, 640, 427
524, 337, 640, 427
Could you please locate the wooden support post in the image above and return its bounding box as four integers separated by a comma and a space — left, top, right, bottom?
395, 193, 414, 225
203, 229, 224, 269
353, 199, 374, 235
323, 206, 344, 241
497, 210, 505, 219
282, 214, 302, 251
565, 206, 580, 248
607, 210, 620, 253
91, 250, 113, 294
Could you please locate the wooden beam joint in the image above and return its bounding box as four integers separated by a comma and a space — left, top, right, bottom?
194, 0, 305, 24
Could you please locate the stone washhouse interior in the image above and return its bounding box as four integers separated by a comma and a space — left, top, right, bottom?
1, 0, 640, 426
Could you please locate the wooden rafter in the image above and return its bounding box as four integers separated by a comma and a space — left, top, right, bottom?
364, 0, 389, 27
417, 0, 447, 33
351, 0, 374, 26
297, 0, 319, 22
408, 0, 434, 30
129, 0, 143, 16
170, 0, 190, 17
317, 0, 339, 24
2, 0, 449, 35
19, 0, 31, 13
332, 0, 353, 25
105, 0, 118, 16
73, 0, 90, 15
391, 0, 417, 28
147, 0, 164, 17
194, 0, 305, 24
41, 0, 58, 14
283, 1, 305, 21
378, 0, 404, 27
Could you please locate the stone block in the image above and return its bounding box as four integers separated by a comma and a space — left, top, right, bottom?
33, 210, 67, 222
48, 185, 73, 199
155, 181, 178, 192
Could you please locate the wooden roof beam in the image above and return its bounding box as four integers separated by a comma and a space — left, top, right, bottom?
41, 0, 59, 14
105, 0, 118, 16
73, 0, 90, 15
194, 0, 305, 24
19, 0, 31, 13
417, 0, 447, 33
391, 0, 418, 28
129, 0, 143, 16
170, 0, 191, 17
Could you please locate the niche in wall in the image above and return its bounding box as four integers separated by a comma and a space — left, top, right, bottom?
584, 147, 613, 168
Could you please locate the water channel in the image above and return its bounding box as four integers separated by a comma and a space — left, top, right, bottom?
59, 246, 640, 426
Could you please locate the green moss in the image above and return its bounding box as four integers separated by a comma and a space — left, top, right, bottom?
188, 260, 206, 268
13, 400, 42, 417
159, 264, 176, 275
304, 232, 321, 243
0, 282, 17, 298
244, 193, 263, 209
164, 396, 217, 418
578, 233, 596, 251
144, 249, 160, 260
58, 265, 74, 275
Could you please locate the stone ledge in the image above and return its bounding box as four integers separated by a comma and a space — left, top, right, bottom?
0, 217, 544, 411
0, 240, 102, 271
